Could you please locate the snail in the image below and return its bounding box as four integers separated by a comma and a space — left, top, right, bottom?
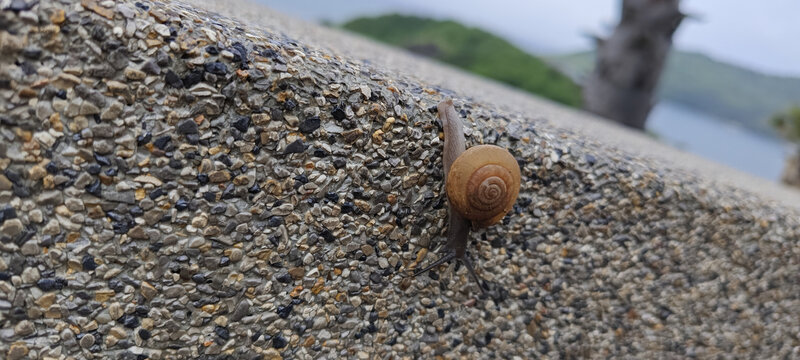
413, 99, 521, 293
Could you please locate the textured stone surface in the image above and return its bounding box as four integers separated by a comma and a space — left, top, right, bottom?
0, 0, 798, 359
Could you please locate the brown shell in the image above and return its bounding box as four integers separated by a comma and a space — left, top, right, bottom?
446, 145, 521, 227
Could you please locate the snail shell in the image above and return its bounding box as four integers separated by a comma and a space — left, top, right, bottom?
446, 144, 521, 228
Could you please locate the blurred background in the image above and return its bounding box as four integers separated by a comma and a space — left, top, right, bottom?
258, 0, 800, 187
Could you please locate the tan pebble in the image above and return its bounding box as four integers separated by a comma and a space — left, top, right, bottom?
50, 9, 66, 24
209, 170, 231, 183
124, 67, 146, 80
288, 267, 305, 279
252, 113, 270, 125
372, 129, 384, 145
214, 316, 228, 327
7, 342, 28, 360
81, 0, 115, 19
83, 320, 98, 331
233, 174, 249, 185
263, 348, 282, 360
45, 304, 62, 318
141, 281, 157, 300
86, 205, 104, 218
191, 215, 208, 228
134, 175, 163, 186
109, 326, 127, 339
108, 302, 123, 319
302, 335, 315, 347
0, 175, 12, 190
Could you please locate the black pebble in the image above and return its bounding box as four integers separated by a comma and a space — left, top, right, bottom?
136, 132, 152, 146
197, 173, 209, 185
214, 326, 230, 340
276, 304, 293, 319
177, 119, 198, 135
585, 154, 597, 166
129, 206, 143, 217
175, 198, 189, 211
182, 70, 203, 88
153, 135, 171, 150
191, 273, 206, 284
120, 315, 139, 329
81, 255, 97, 271
149, 188, 164, 200
232, 117, 250, 132
267, 216, 283, 228
1, 206, 18, 223
283, 139, 305, 154
313, 148, 327, 157
37, 277, 68, 291
138, 329, 151, 341
45, 161, 58, 174
324, 192, 339, 203
85, 179, 102, 197
275, 272, 292, 283
298, 116, 321, 133
341, 202, 354, 214
272, 335, 287, 348
94, 153, 111, 167
219, 256, 230, 267
332, 158, 346, 169
164, 69, 183, 89
6, 0, 37, 12
221, 183, 235, 199
319, 229, 335, 243
331, 105, 346, 120
204, 62, 227, 75
86, 164, 102, 175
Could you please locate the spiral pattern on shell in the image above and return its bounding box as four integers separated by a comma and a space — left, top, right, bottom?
446, 145, 521, 227
467, 165, 512, 212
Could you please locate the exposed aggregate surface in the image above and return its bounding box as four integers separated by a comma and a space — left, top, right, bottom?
0, 0, 799, 359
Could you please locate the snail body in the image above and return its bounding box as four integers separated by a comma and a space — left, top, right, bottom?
413, 99, 521, 293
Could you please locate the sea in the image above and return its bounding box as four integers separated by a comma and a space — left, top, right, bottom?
648, 102, 792, 181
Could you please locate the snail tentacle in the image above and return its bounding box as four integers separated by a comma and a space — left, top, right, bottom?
412, 250, 455, 277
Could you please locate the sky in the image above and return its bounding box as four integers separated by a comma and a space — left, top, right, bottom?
258, 0, 800, 77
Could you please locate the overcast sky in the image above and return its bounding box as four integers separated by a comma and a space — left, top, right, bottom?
258, 0, 800, 77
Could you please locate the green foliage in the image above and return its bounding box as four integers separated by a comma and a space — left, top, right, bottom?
342, 14, 582, 107
549, 51, 800, 136
771, 106, 800, 142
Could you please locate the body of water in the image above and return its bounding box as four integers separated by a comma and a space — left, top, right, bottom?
647, 102, 792, 181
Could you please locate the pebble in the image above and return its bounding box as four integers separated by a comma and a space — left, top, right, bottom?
80, 333, 96, 348
14, 320, 34, 336
0, 219, 23, 237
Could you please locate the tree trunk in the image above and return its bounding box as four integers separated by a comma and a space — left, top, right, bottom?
583, 0, 685, 129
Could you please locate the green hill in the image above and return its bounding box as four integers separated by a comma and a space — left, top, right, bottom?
550, 51, 800, 135
341, 14, 582, 107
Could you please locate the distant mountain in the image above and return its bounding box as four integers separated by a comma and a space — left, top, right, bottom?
549, 51, 800, 135
341, 14, 582, 107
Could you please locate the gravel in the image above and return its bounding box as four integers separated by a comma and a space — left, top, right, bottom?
0, 0, 798, 359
